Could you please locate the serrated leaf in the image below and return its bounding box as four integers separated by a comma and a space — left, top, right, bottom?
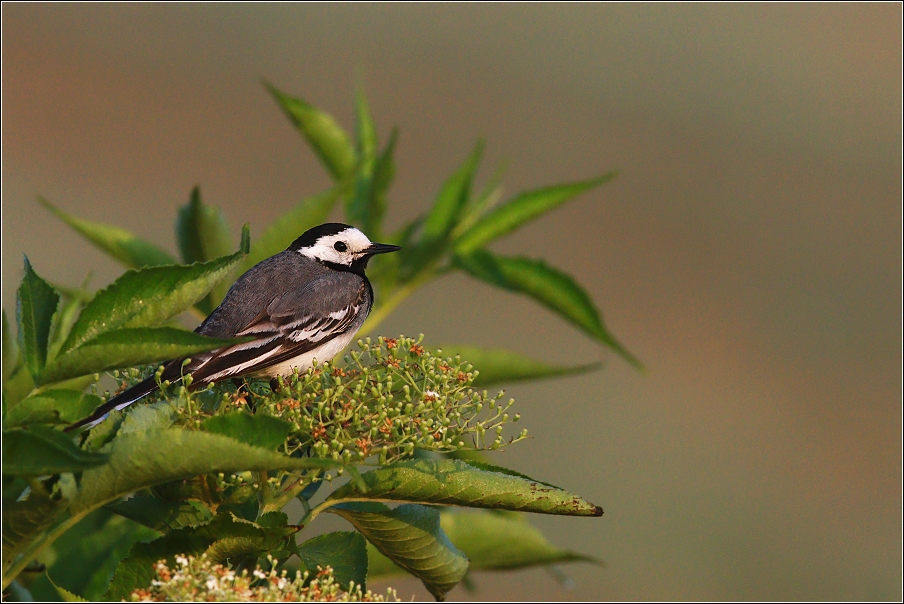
264, 81, 356, 180
39, 328, 247, 385
440, 510, 598, 570
201, 411, 293, 451
242, 187, 342, 271
106, 494, 213, 533
297, 531, 368, 590
117, 401, 175, 435
330, 503, 467, 600
455, 250, 641, 367
2, 426, 109, 476
321, 458, 602, 517
16, 257, 60, 380
3, 310, 20, 386
48, 575, 88, 602
204, 536, 265, 565
453, 172, 617, 255
436, 344, 600, 387
69, 428, 344, 518
38, 197, 176, 268
47, 293, 85, 364
176, 187, 235, 311
4, 390, 102, 428
61, 248, 248, 355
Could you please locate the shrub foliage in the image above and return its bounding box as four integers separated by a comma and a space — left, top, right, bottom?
3, 82, 633, 601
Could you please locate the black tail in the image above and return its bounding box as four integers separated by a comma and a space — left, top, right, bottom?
64, 376, 162, 432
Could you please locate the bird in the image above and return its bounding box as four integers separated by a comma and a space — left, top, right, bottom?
65, 223, 400, 432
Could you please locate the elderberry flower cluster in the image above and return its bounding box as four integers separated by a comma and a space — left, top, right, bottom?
111, 335, 527, 465
130, 554, 397, 602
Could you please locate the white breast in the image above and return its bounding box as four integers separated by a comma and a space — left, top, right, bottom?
248, 329, 360, 378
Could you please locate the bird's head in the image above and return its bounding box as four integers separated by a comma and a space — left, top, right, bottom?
289, 223, 400, 272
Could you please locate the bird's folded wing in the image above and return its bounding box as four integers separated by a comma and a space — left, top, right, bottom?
188, 275, 367, 383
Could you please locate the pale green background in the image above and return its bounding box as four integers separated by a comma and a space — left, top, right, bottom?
2, 4, 901, 601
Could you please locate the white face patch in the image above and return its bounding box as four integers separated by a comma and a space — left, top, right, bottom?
298, 227, 373, 265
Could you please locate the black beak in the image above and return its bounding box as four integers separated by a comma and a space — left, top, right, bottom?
363, 242, 402, 256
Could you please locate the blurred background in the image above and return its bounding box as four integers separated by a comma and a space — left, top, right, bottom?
2, 4, 901, 601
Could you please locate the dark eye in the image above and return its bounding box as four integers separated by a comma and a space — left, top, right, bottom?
334, 241, 348, 252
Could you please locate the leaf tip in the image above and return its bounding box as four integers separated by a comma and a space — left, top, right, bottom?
239, 224, 251, 254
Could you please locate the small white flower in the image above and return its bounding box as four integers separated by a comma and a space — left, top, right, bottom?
205, 576, 218, 591
277, 578, 287, 590
253, 569, 266, 579
175, 555, 188, 566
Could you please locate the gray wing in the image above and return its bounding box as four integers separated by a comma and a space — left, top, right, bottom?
185, 255, 370, 384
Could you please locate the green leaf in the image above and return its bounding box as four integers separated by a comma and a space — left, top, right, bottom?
69, 428, 344, 518
38, 197, 176, 268
176, 187, 233, 265
366, 510, 599, 579
105, 512, 296, 599
106, 494, 213, 533
31, 510, 155, 602
400, 142, 482, 279
47, 293, 85, 364
204, 536, 265, 565
16, 257, 60, 380
330, 503, 468, 601
347, 128, 398, 238
440, 510, 598, 570
420, 142, 483, 247
201, 412, 293, 451
321, 458, 603, 517
3, 310, 20, 386
297, 531, 368, 591
455, 250, 641, 367
48, 575, 88, 602
3, 367, 36, 412
242, 187, 342, 271
104, 529, 212, 601
2, 426, 109, 476
264, 81, 356, 180
364, 542, 402, 579
4, 390, 102, 428
175, 187, 234, 310
437, 344, 600, 387
117, 401, 175, 435
39, 328, 247, 385
2, 482, 70, 572
61, 247, 248, 355
355, 86, 378, 165
453, 172, 617, 255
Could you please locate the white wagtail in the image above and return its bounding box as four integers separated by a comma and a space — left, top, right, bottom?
66, 223, 400, 431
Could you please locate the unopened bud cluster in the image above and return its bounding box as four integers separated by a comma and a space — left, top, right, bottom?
130, 554, 397, 602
